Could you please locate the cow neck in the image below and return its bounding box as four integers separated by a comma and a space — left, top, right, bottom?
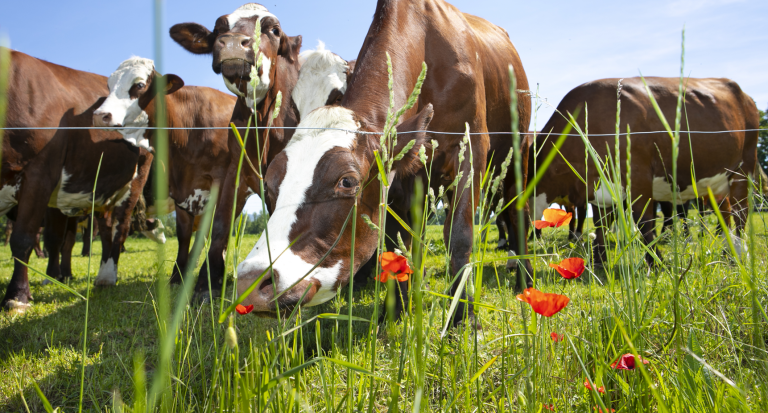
342, 0, 425, 130
144, 90, 189, 151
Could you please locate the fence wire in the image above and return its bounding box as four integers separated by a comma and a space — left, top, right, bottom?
0, 126, 766, 137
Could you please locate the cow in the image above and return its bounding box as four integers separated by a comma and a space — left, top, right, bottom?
93, 56, 236, 282
233, 0, 531, 327
528, 77, 758, 266
169, 3, 305, 300
1, 50, 154, 312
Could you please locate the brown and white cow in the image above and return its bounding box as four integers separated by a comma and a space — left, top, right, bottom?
234, 0, 531, 325
529, 77, 758, 264
0, 50, 153, 311
93, 57, 236, 282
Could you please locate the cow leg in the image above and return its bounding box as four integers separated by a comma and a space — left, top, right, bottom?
43, 208, 68, 281
590, 204, 610, 266
506, 200, 533, 291
3, 195, 50, 311
81, 216, 94, 256
60, 216, 78, 280
3, 220, 12, 246
34, 227, 46, 258
93, 214, 115, 285
196, 167, 250, 300
495, 213, 508, 251
171, 206, 194, 284
565, 204, 578, 241
575, 203, 587, 238
634, 195, 659, 266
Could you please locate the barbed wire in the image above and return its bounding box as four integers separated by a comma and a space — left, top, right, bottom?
0, 126, 766, 137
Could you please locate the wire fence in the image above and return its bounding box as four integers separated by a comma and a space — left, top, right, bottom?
0, 126, 766, 137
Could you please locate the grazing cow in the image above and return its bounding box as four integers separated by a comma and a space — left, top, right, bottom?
0, 50, 153, 311
170, 4, 351, 299
234, 0, 531, 326
529, 77, 758, 265
93, 57, 236, 282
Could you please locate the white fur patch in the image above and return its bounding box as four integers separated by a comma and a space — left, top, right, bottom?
227, 3, 276, 29
591, 181, 625, 206
246, 56, 271, 109
53, 167, 136, 216
94, 258, 118, 286
96, 57, 154, 148
652, 173, 730, 203
0, 182, 20, 216
496, 238, 507, 248
223, 77, 245, 98
532, 193, 548, 221
237, 106, 359, 306
294, 41, 349, 119
142, 220, 167, 244
178, 189, 210, 216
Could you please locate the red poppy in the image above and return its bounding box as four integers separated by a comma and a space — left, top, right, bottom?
610, 353, 650, 370
378, 251, 412, 283
593, 407, 615, 413
235, 304, 254, 315
543, 403, 556, 411
534, 208, 573, 230
584, 379, 605, 394
550, 332, 564, 342
549, 257, 586, 279
516, 288, 570, 317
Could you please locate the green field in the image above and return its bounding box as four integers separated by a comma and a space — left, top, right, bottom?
1, 210, 767, 412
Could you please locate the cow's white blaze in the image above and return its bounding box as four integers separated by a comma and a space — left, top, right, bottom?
246, 56, 271, 109
294, 41, 349, 119
0, 182, 20, 216
178, 189, 210, 216
97, 57, 154, 149
226, 3, 276, 29
652, 172, 730, 203
94, 258, 118, 286
237, 106, 358, 306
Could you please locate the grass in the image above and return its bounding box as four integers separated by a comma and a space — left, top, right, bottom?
1, 209, 767, 411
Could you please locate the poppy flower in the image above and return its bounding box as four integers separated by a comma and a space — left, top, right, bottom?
584, 379, 605, 394
593, 407, 615, 413
550, 332, 564, 342
235, 304, 254, 315
378, 251, 413, 283
534, 208, 572, 230
610, 353, 649, 370
549, 257, 586, 279
516, 288, 570, 317
543, 403, 556, 411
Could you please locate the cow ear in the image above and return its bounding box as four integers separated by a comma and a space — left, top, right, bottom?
279, 34, 302, 63
391, 103, 434, 177
162, 74, 185, 95
170, 23, 215, 54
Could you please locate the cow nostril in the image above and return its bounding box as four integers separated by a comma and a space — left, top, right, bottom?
102, 114, 112, 122
240, 38, 251, 48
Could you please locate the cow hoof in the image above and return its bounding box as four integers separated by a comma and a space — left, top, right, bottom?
194, 289, 221, 305
3, 299, 31, 313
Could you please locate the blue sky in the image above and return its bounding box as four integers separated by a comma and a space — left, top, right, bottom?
1, 0, 766, 213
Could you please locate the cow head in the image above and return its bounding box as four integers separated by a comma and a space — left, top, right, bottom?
235, 104, 433, 314
170, 3, 297, 108
93, 57, 184, 148
293, 41, 353, 120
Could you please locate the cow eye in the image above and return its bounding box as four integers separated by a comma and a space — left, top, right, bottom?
338, 177, 357, 189
137, 82, 146, 89
272, 27, 280, 36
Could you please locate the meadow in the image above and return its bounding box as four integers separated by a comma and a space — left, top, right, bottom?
1, 209, 767, 412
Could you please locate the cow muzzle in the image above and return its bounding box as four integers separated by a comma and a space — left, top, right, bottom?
93, 111, 122, 128
235, 267, 319, 316
215, 34, 255, 77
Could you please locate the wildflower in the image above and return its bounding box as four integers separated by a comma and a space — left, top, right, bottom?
549, 257, 585, 279
378, 251, 412, 283
610, 353, 649, 370
235, 304, 254, 315
588, 232, 597, 241
516, 288, 569, 317
534, 208, 572, 230
550, 332, 564, 342
593, 407, 614, 413
584, 379, 605, 394
543, 403, 556, 411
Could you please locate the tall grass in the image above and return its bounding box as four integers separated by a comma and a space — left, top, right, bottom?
4, 8, 767, 412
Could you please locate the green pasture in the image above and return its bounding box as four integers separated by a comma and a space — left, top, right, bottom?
1, 209, 767, 412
